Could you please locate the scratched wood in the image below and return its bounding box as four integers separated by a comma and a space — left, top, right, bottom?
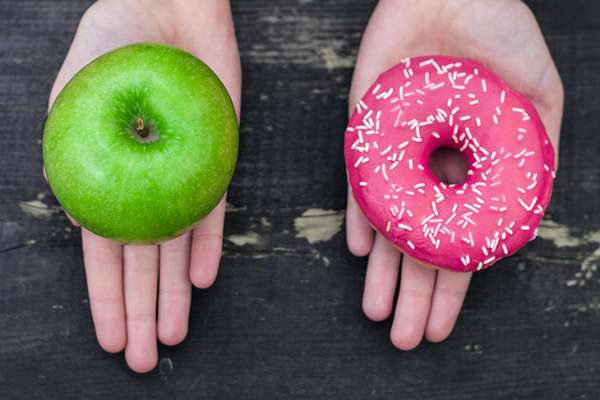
1, 0, 599, 398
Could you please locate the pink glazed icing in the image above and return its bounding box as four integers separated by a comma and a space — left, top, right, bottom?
344, 55, 556, 272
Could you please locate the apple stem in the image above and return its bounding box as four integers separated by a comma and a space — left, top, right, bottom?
136, 116, 150, 138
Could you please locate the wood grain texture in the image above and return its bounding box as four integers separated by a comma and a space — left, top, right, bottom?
0, 0, 599, 398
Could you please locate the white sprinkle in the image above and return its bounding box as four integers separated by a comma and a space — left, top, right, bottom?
421, 213, 435, 225
500, 90, 506, 104
359, 181, 368, 187
481, 79, 487, 93
398, 150, 406, 162
380, 145, 392, 156
517, 196, 538, 211
463, 215, 476, 226
398, 223, 413, 231
445, 213, 457, 225
407, 240, 415, 250
397, 141, 409, 150
502, 244, 508, 255
521, 225, 530, 231
464, 204, 479, 214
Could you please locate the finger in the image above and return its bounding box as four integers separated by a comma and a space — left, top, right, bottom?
158, 232, 192, 346
351, 0, 563, 156
425, 270, 472, 343
47, 4, 161, 108
447, 1, 564, 149
172, 2, 242, 120
123, 245, 159, 373
190, 195, 226, 289
81, 229, 125, 353
362, 234, 401, 321
390, 256, 436, 350
346, 189, 374, 256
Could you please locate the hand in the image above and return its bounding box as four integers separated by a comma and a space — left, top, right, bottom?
346, 0, 563, 349
46, 0, 241, 372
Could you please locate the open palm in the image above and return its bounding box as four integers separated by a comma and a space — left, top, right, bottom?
46, 0, 241, 372
347, 0, 563, 349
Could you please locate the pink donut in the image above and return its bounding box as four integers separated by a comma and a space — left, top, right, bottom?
345, 55, 556, 272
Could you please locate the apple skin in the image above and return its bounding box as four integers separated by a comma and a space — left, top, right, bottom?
43, 43, 238, 244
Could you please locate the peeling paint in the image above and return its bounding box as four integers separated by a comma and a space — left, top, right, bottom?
567, 298, 600, 313
294, 208, 344, 244
566, 247, 600, 287
227, 231, 261, 247
18, 200, 59, 219
260, 217, 272, 228
538, 220, 600, 286
464, 344, 483, 354
321, 46, 355, 70
243, 14, 355, 70
225, 203, 247, 213
537, 220, 586, 247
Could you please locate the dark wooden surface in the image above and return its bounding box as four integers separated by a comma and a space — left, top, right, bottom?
1, 0, 599, 398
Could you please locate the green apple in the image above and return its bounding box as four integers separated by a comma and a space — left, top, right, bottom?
43, 43, 238, 243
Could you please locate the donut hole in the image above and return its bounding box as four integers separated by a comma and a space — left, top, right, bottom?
428, 146, 468, 184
